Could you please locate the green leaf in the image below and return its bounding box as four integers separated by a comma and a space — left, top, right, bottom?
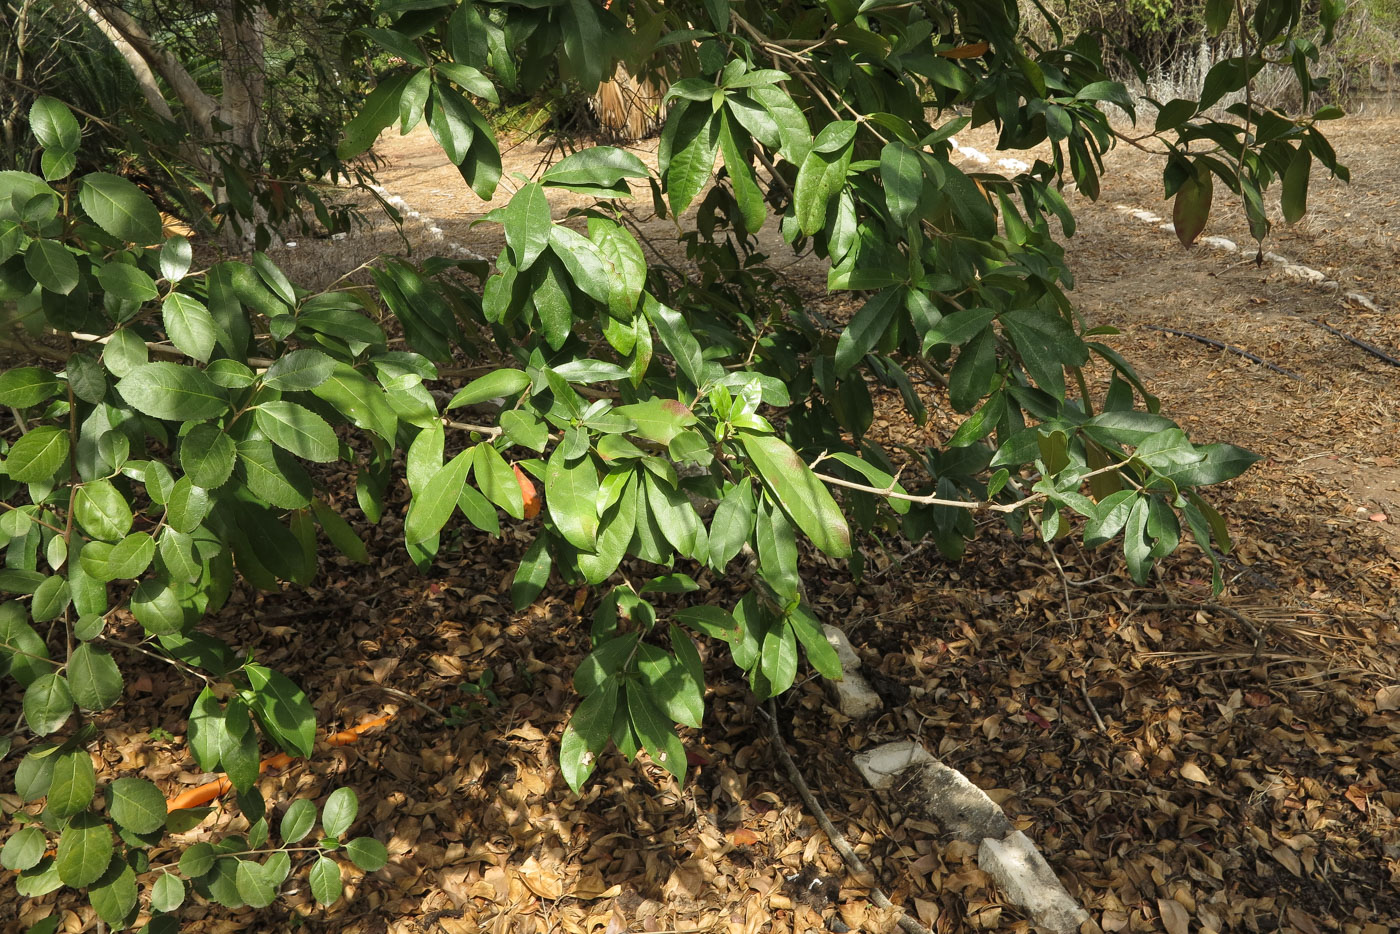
56, 812, 112, 887
244, 662, 316, 758
165, 477, 212, 533
24, 240, 78, 295
117, 362, 228, 421
788, 605, 842, 679
151, 872, 186, 913
1001, 309, 1087, 397
345, 837, 389, 871
79, 172, 163, 244
237, 440, 313, 509
546, 446, 600, 551
4, 426, 69, 482
24, 673, 73, 735
504, 183, 552, 270
254, 401, 339, 463
560, 678, 618, 792
162, 293, 217, 362
107, 777, 166, 834
707, 482, 755, 571
0, 367, 61, 407
309, 855, 342, 905
541, 146, 649, 196
67, 643, 122, 710
73, 479, 133, 541
718, 111, 765, 232
578, 474, 637, 584
880, 141, 922, 225
1172, 160, 1214, 248
102, 329, 148, 378
280, 798, 317, 843
338, 72, 412, 160
447, 368, 529, 408
179, 424, 236, 490
264, 349, 336, 391
626, 686, 686, 781
236, 859, 277, 909
615, 398, 697, 446
30, 96, 80, 151
404, 448, 472, 544
46, 748, 96, 820
532, 256, 574, 349
179, 841, 216, 877
160, 236, 193, 283
89, 854, 137, 925
96, 262, 159, 303
834, 288, 900, 374
321, 787, 358, 839
474, 443, 524, 519
30, 575, 70, 622
1281, 145, 1311, 224
664, 108, 720, 216
645, 472, 703, 560
1156, 443, 1260, 487
311, 500, 369, 563
739, 432, 851, 558
511, 535, 552, 611
760, 622, 799, 694
1, 826, 45, 871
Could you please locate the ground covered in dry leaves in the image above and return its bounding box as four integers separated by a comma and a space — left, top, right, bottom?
4, 111, 1400, 934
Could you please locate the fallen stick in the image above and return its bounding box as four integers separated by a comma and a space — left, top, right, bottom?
166, 713, 393, 812
1300, 317, 1400, 368
763, 700, 934, 934
1144, 325, 1304, 380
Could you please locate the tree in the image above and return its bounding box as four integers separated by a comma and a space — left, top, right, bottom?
0, 0, 1346, 926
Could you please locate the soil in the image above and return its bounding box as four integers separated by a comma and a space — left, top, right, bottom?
5, 112, 1400, 934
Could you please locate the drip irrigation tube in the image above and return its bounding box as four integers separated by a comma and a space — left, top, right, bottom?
1144, 325, 1305, 381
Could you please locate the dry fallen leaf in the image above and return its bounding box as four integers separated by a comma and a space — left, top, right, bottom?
1158, 898, 1192, 934
730, 828, 760, 846
1180, 761, 1211, 785
1376, 685, 1400, 711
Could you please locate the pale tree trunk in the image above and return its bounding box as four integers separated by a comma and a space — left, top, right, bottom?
71, 0, 276, 249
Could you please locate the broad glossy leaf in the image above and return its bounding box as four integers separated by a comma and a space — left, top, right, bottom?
24, 239, 78, 294
447, 368, 529, 408
244, 662, 316, 758
346, 837, 389, 871
180, 424, 236, 489
404, 448, 472, 544
310, 855, 342, 905
1172, 161, 1214, 247
162, 293, 217, 362
56, 811, 112, 887
24, 672, 73, 735
338, 73, 411, 160
107, 777, 166, 834
89, 854, 137, 925
68, 643, 122, 710
321, 787, 358, 839
739, 432, 851, 558
254, 401, 339, 462
46, 747, 96, 819
117, 362, 228, 420
474, 443, 524, 519
4, 425, 68, 482
880, 141, 922, 225
834, 288, 900, 374
79, 172, 163, 244
504, 182, 551, 270
0, 366, 61, 407
546, 446, 599, 550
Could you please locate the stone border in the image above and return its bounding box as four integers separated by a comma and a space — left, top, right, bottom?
822, 627, 1092, 934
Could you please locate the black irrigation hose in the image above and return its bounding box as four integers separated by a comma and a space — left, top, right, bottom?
1300, 317, 1400, 369
1144, 325, 1306, 381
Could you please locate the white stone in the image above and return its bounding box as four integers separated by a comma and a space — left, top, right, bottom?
1201, 235, 1238, 252
853, 741, 1012, 840
1263, 250, 1291, 265
1282, 263, 1327, 283
1345, 292, 1381, 312
996, 157, 1030, 174
978, 831, 1090, 934
830, 673, 883, 718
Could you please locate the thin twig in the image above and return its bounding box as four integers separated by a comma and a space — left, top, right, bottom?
1079, 677, 1109, 735
763, 700, 934, 934
443, 418, 502, 439
811, 462, 1124, 513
